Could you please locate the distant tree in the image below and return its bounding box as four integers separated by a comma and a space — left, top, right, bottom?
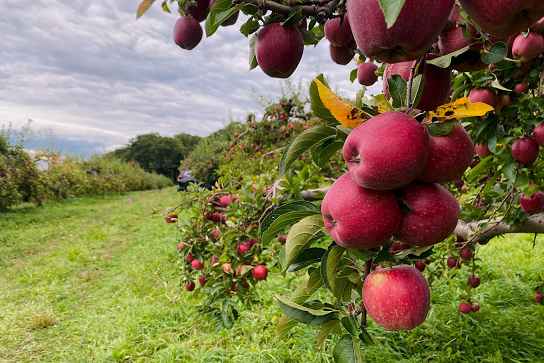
174, 132, 202, 159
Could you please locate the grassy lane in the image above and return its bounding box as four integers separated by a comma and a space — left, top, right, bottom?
0, 190, 543, 362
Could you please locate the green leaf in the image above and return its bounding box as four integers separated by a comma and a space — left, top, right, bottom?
514, 170, 530, 189
387, 74, 407, 108
300, 28, 320, 45
426, 45, 471, 68
358, 329, 376, 345
136, 0, 155, 19
467, 155, 494, 182
317, 320, 341, 348
214, 4, 244, 28
161, 1, 170, 13
500, 162, 516, 182
410, 74, 425, 109
336, 125, 352, 141
372, 249, 395, 265
276, 315, 298, 338
311, 138, 343, 167
426, 120, 458, 137
276, 295, 338, 326
248, 33, 258, 70
240, 17, 260, 37
281, 9, 303, 26
260, 201, 321, 246
320, 245, 345, 291
333, 335, 358, 363
350, 68, 358, 83
341, 317, 358, 336
307, 266, 325, 296
205, 0, 241, 37
481, 42, 508, 64
279, 125, 337, 177
490, 78, 512, 92
309, 75, 337, 123
377, 0, 406, 29
288, 247, 326, 272
284, 215, 325, 268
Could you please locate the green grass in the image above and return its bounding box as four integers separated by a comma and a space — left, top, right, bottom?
0, 190, 543, 362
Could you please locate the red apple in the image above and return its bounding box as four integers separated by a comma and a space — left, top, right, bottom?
512, 32, 544, 62
471, 302, 480, 312
185, 0, 209, 22
469, 88, 498, 107
383, 54, 452, 111
394, 182, 460, 247
414, 261, 426, 272
236, 242, 251, 256
165, 214, 178, 223
536, 292, 543, 303
329, 44, 354, 65
390, 242, 401, 252
211, 229, 220, 241
459, 301, 471, 314
321, 173, 401, 250
531, 17, 544, 32
356, 62, 378, 86
221, 263, 232, 272
511, 137, 539, 165
447, 256, 460, 268
324, 13, 352, 46
185, 253, 194, 262
255, 23, 304, 78
460, 248, 473, 261
277, 235, 287, 244
475, 141, 493, 158
177, 242, 185, 250
173, 16, 203, 50
198, 275, 207, 286
347, 0, 454, 63
219, 194, 238, 207
362, 265, 430, 331
520, 191, 544, 214
458, 0, 544, 38
467, 275, 481, 288
343, 111, 429, 190
399, 242, 411, 250
495, 94, 514, 115
252, 264, 268, 280
454, 179, 464, 188
514, 82, 530, 95
185, 281, 196, 291
533, 123, 544, 147
417, 122, 475, 184
191, 259, 204, 270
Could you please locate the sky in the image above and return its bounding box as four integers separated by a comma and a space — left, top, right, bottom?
0, 0, 381, 155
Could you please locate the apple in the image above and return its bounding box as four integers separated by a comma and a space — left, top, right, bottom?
191, 259, 204, 270
414, 261, 426, 272
221, 263, 232, 272
198, 275, 207, 286
467, 275, 481, 288
383, 54, 452, 111
347, 0, 454, 63
211, 212, 223, 224
219, 194, 238, 207
321, 173, 401, 250
495, 94, 514, 115
399, 242, 411, 250
393, 182, 460, 247
531, 17, 544, 32
520, 191, 544, 214
469, 88, 498, 107
185, 253, 194, 262
173, 16, 203, 50
329, 44, 354, 65
185, 281, 196, 291
177, 242, 185, 250
362, 265, 430, 331
343, 111, 429, 190
211, 230, 220, 241
458, 0, 544, 38
204, 212, 213, 220
417, 122, 475, 184
247, 238, 259, 247
511, 137, 540, 165
460, 248, 473, 261
458, 301, 471, 314
165, 214, 178, 223
536, 292, 543, 303
512, 32, 544, 62
235, 264, 250, 276
324, 13, 352, 46
185, 0, 209, 22
356, 62, 378, 86
514, 82, 530, 95
253, 264, 268, 280
454, 179, 464, 188
514, 60, 534, 80
471, 302, 480, 312
255, 23, 304, 78
533, 123, 544, 147
475, 141, 494, 159
390, 242, 401, 252
236, 242, 251, 256
277, 235, 287, 244
447, 256, 460, 268
211, 255, 219, 265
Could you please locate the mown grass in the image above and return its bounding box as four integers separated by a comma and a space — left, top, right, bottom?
0, 189, 543, 362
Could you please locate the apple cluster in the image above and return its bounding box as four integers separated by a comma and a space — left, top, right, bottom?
324, 13, 357, 66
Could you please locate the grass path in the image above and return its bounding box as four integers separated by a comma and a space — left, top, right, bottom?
0, 190, 543, 362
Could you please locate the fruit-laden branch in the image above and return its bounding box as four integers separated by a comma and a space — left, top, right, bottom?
301, 186, 544, 242
454, 213, 544, 243
232, 0, 341, 23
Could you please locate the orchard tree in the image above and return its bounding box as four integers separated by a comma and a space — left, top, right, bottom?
139, 0, 544, 361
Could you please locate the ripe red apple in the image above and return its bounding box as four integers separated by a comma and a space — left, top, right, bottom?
185, 0, 209, 22
471, 302, 480, 312
221, 263, 232, 272
277, 235, 287, 244
185, 281, 196, 291
383, 54, 452, 111
447, 256, 460, 268
475, 141, 493, 158
414, 261, 426, 272
469, 88, 498, 107
173, 16, 203, 50
185, 253, 194, 262
393, 182, 460, 247
324, 13, 352, 46
356, 62, 378, 86
219, 194, 238, 207
247, 238, 259, 247
511, 137, 540, 165
321, 173, 401, 250
191, 259, 204, 270
495, 94, 514, 116
329, 44, 354, 65
399, 242, 411, 250
417, 122, 475, 184
467, 275, 481, 288
362, 265, 430, 331
514, 82, 530, 95
390, 241, 401, 252
458, 0, 544, 38
198, 275, 207, 286
343, 112, 429, 190
165, 214, 178, 223
177, 242, 185, 250
454, 179, 464, 188
253, 264, 268, 280
211, 230, 220, 241
536, 292, 543, 303
347, 0, 454, 63
460, 248, 473, 261
520, 191, 544, 214
458, 301, 471, 314
236, 242, 251, 256
255, 23, 304, 78
533, 123, 544, 147
211, 212, 223, 224
512, 32, 544, 62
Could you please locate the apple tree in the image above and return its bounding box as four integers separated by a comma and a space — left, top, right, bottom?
139, 0, 544, 360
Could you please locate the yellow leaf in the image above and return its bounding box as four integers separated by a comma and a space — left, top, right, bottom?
427, 97, 494, 122
314, 78, 373, 128
136, 0, 155, 19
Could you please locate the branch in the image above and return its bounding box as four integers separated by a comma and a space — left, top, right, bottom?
233, 0, 341, 23
300, 186, 330, 200
260, 147, 284, 164
455, 213, 544, 243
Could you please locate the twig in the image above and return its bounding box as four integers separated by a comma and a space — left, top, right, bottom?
360, 259, 372, 329
260, 147, 285, 164
232, 0, 341, 23
538, 63, 544, 98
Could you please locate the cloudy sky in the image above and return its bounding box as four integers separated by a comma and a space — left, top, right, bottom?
1, 0, 381, 155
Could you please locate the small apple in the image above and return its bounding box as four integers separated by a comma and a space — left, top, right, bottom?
414, 261, 426, 272
467, 275, 481, 288
469, 88, 498, 107
211, 230, 220, 241
520, 191, 544, 214
459, 301, 471, 314
512, 32, 544, 62
253, 264, 268, 280
198, 275, 207, 286
221, 263, 232, 272
324, 13, 352, 46
533, 124, 544, 147
177, 242, 185, 250
536, 292, 543, 303
475, 141, 493, 158
399, 242, 411, 250
191, 259, 204, 270
514, 82, 530, 95
362, 265, 430, 331
454, 179, 464, 188
511, 138, 540, 165
236, 242, 251, 256
460, 248, 473, 261
356, 62, 378, 86
390, 242, 401, 252
219, 194, 238, 207
173, 16, 203, 50
277, 235, 287, 244
255, 23, 304, 78
329, 44, 354, 65
185, 0, 209, 22
165, 214, 178, 223
447, 257, 459, 268
471, 302, 480, 312
185, 253, 194, 262
185, 281, 196, 291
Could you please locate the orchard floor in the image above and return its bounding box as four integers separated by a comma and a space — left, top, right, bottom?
0, 188, 543, 363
